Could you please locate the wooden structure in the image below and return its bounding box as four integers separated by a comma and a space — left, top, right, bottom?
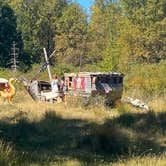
64, 72, 124, 105
19, 71, 124, 105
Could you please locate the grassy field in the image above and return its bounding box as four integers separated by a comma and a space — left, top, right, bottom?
0, 61, 165, 166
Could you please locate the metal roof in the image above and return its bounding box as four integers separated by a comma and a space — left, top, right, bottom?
64, 72, 124, 77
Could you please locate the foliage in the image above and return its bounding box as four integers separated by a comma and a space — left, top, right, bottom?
122, 0, 166, 63
124, 60, 166, 102
55, 3, 87, 67
0, 0, 165, 70
88, 0, 166, 71
0, 3, 31, 71
0, 4, 21, 67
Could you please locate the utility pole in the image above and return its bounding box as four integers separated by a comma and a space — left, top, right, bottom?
43, 48, 52, 82
79, 32, 85, 72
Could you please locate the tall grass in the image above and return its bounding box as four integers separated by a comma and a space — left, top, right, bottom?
0, 61, 165, 165
0, 141, 18, 166
0, 97, 166, 165
122, 61, 166, 113
112, 153, 166, 166
124, 61, 166, 100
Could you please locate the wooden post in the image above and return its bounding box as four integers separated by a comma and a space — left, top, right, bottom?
43, 48, 52, 82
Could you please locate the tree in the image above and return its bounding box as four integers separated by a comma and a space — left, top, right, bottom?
88, 0, 123, 71
122, 0, 166, 62
8, 0, 68, 63
55, 3, 88, 67
0, 4, 21, 67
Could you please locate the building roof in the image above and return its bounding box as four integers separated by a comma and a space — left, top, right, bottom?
64, 72, 124, 77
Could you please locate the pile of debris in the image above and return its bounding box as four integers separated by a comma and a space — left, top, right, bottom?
125, 97, 149, 111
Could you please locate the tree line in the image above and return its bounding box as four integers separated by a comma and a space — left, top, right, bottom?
0, 0, 165, 72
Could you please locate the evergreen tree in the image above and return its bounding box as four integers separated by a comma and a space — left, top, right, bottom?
0, 3, 31, 71
8, 0, 68, 63
0, 4, 21, 67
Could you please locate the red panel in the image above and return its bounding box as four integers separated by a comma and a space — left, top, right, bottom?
73, 77, 85, 91
81, 77, 85, 90
73, 77, 77, 90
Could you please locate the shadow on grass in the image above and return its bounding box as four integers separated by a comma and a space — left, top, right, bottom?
0, 110, 165, 165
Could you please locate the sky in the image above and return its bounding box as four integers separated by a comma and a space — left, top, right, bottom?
75, 0, 94, 16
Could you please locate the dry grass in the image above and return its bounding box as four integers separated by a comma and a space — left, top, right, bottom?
0, 91, 165, 165
0, 89, 119, 126
0, 61, 165, 165
0, 141, 16, 166
111, 153, 166, 166
148, 98, 166, 112
0, 91, 166, 166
